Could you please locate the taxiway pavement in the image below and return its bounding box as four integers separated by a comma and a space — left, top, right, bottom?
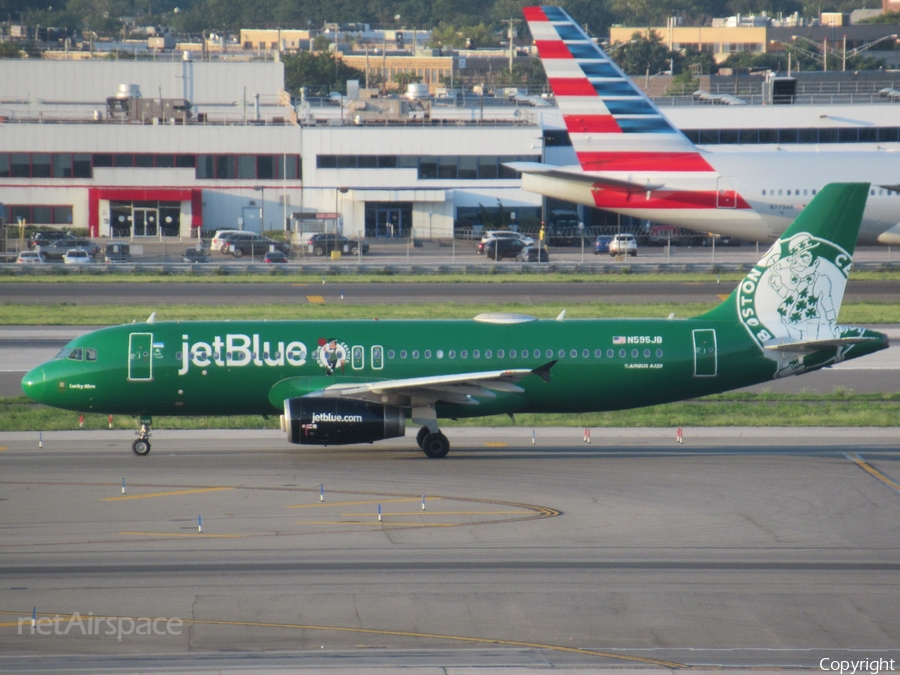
0, 428, 898, 673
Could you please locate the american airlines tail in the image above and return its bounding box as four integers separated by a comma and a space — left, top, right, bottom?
513, 6, 758, 227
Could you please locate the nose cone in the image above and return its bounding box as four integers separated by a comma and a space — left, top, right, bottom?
21, 366, 47, 403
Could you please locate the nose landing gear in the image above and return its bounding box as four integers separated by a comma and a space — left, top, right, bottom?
132, 419, 151, 456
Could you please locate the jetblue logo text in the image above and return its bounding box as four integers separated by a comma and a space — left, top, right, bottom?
179, 334, 307, 375
311, 412, 364, 423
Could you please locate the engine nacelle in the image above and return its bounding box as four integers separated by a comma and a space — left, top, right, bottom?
283, 398, 405, 446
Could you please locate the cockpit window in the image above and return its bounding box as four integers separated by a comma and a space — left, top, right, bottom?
85, 348, 97, 362
54, 348, 73, 360
67, 348, 84, 361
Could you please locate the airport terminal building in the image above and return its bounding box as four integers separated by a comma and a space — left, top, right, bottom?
0, 58, 544, 241
3, 57, 900, 241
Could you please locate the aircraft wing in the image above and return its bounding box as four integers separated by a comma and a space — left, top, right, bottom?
504, 162, 665, 193
303, 361, 556, 407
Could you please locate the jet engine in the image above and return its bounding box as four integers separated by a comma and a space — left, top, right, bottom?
282, 398, 405, 445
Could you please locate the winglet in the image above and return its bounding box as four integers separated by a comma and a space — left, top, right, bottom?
147, 312, 157, 324
556, 310, 566, 321
531, 360, 557, 384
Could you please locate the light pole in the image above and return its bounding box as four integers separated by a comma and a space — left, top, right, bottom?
254, 185, 265, 233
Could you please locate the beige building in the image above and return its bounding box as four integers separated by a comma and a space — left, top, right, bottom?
240, 29, 312, 51
609, 25, 767, 63
341, 53, 454, 90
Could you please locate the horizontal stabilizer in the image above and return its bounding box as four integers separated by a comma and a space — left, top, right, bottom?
505, 162, 665, 192
763, 336, 879, 353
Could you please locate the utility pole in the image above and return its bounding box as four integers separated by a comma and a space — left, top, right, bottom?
501, 19, 520, 73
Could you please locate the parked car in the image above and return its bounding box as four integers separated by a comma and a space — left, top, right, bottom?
63, 248, 93, 264
307, 233, 368, 257
182, 248, 210, 263
263, 250, 289, 263
483, 238, 526, 261
226, 234, 290, 258
593, 235, 613, 254
104, 240, 132, 263
609, 233, 638, 257
28, 231, 73, 250
515, 246, 549, 262
209, 229, 245, 252
16, 251, 46, 264
38, 238, 100, 261
477, 230, 535, 254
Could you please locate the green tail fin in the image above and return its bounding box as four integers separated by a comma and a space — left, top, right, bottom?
699, 183, 869, 347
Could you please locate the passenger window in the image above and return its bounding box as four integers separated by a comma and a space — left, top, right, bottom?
509, 349, 516, 358
571, 349, 578, 358
461, 350, 468, 359
388, 349, 395, 359
521, 349, 528, 358
656, 349, 663, 358
762, 189, 766, 195
86, 348, 97, 361
497, 350, 504, 358
607, 349, 614, 358
643, 349, 650, 358
412, 350, 419, 359
558, 349, 565, 358
68, 348, 84, 361
473, 350, 480, 359
484, 350, 492, 359
371, 345, 384, 370
595, 349, 602, 358
582, 349, 589, 358
351, 345, 364, 370
424, 350, 431, 359
449, 350, 456, 359
400, 350, 407, 359
631, 349, 639, 358
546, 349, 553, 359
619, 349, 626, 358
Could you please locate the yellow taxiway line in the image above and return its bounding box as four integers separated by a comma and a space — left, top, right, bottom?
101, 487, 234, 501
306, 295, 325, 303
289, 497, 436, 508
845, 453, 900, 492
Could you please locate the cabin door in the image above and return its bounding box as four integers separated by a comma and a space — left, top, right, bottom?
692, 329, 718, 377
128, 332, 154, 381
716, 176, 737, 209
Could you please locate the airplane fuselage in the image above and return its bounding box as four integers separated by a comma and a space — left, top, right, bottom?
527, 147, 900, 245
25, 317, 810, 421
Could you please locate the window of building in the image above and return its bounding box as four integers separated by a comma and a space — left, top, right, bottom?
134, 154, 154, 168
114, 154, 134, 168
237, 155, 256, 179
11, 153, 30, 177
0, 154, 9, 177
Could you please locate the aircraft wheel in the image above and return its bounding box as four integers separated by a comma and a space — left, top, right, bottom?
132, 439, 151, 456
422, 432, 450, 459
416, 426, 430, 449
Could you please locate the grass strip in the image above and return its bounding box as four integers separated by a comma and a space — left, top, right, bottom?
2, 392, 897, 432
2, 301, 899, 324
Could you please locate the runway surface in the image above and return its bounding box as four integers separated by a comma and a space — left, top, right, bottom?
0, 427, 898, 673
3, 278, 900, 305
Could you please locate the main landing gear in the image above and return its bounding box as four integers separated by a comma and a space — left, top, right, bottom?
132, 419, 152, 456
416, 426, 450, 459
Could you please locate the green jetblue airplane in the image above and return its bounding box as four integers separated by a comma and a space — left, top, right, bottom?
21, 183, 888, 458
